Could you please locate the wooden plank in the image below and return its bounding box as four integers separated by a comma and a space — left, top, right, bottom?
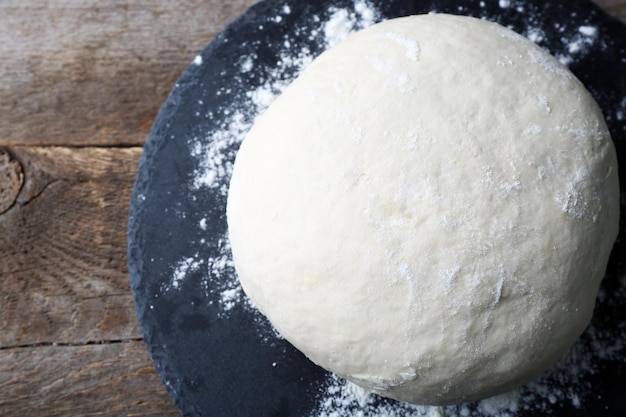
597, 0, 626, 21
0, 149, 24, 214
0, 340, 178, 416
0, 146, 179, 414
0, 146, 143, 348
0, 0, 258, 147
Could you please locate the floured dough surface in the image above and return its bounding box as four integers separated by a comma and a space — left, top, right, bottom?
226, 14, 619, 405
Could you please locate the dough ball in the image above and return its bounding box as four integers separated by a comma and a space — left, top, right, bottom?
226, 14, 619, 405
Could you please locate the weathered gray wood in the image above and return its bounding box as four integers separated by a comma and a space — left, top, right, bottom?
0, 340, 178, 416
0, 0, 258, 147
0, 149, 24, 214
0, 146, 143, 348
0, 146, 179, 415
600, 0, 626, 21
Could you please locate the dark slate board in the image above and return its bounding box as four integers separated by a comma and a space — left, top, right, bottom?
128, 0, 626, 416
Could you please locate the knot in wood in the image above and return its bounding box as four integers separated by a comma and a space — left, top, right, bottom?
0, 149, 24, 214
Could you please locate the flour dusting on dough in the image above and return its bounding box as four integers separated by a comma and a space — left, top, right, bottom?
174, 1, 624, 415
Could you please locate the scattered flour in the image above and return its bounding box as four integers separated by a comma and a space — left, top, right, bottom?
578, 25, 598, 37
163, 0, 624, 415
203, 235, 252, 317
162, 256, 203, 293
324, 1, 378, 47
558, 24, 598, 65
616, 97, 626, 121
376, 31, 421, 60
310, 296, 626, 417
187, 1, 383, 321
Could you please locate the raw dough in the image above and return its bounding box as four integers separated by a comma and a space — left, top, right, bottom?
226, 14, 619, 405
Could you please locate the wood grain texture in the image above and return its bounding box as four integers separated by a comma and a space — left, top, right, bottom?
0, 146, 180, 415
0, 0, 258, 147
0, 147, 143, 348
0, 340, 178, 416
598, 0, 626, 21
0, 149, 24, 214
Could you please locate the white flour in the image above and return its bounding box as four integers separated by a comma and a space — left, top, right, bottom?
164, 0, 625, 415
162, 255, 203, 292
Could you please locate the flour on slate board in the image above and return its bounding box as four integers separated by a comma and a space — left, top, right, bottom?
160, 0, 625, 415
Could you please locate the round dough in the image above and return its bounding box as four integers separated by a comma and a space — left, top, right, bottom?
226, 14, 619, 405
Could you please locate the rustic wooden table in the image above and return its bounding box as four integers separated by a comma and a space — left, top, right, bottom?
0, 1, 624, 415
